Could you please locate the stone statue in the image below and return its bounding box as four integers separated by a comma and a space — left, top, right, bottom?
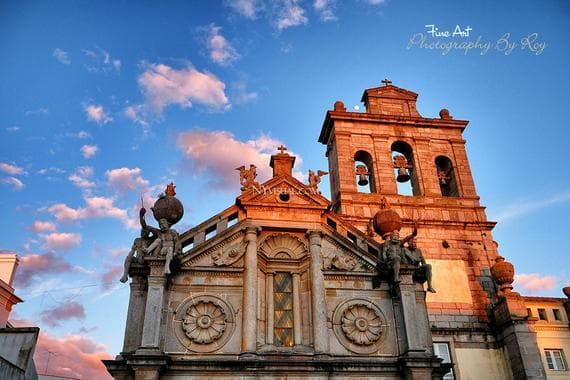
236, 164, 259, 191
379, 226, 417, 284
308, 170, 328, 194
140, 207, 181, 275
406, 238, 436, 293
120, 229, 155, 283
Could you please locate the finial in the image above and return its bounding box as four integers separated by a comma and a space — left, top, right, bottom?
381, 78, 392, 86
277, 145, 287, 154
165, 182, 176, 196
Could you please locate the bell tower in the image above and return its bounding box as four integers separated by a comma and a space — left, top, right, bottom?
319, 80, 500, 325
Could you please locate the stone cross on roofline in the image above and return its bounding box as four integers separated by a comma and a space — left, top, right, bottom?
381, 78, 392, 86
277, 144, 288, 154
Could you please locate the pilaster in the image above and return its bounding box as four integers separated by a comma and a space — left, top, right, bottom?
307, 230, 330, 355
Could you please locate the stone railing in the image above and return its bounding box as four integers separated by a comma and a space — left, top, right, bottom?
179, 206, 240, 255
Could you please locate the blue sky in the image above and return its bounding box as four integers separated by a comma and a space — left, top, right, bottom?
1, 1, 569, 378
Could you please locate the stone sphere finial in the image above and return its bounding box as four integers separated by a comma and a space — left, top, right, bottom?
151, 182, 184, 225
439, 109, 452, 119
334, 101, 346, 112
372, 197, 402, 239
491, 256, 515, 296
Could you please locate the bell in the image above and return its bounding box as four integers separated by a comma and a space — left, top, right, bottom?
396, 167, 410, 183
358, 174, 369, 186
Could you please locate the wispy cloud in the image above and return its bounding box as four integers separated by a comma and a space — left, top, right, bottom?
1, 177, 24, 191
40, 302, 86, 327
47, 196, 133, 229
24, 107, 49, 116
514, 273, 559, 294
230, 81, 258, 104
53, 48, 71, 65
492, 192, 570, 222
84, 104, 112, 124
81, 144, 99, 159
14, 252, 73, 288
68, 166, 96, 189
206, 24, 239, 65
314, 0, 337, 21
0, 162, 26, 175
82, 47, 121, 73
225, 0, 261, 19
276, 0, 308, 30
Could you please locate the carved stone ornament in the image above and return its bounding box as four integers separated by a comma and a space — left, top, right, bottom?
183, 300, 227, 344
258, 233, 307, 259
212, 239, 246, 266
323, 249, 358, 271
341, 303, 383, 345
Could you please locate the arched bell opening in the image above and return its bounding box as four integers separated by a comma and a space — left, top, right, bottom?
435, 156, 459, 197
354, 150, 376, 193
391, 141, 420, 196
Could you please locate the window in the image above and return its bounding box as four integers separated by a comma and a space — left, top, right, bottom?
553, 309, 562, 321
545, 349, 568, 371
433, 342, 454, 380
538, 308, 548, 321
435, 156, 459, 197
354, 150, 376, 193
274, 273, 294, 347
391, 141, 420, 196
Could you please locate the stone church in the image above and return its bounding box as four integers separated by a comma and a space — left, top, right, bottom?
104, 82, 565, 379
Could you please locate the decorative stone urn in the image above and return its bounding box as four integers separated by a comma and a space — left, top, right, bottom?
372, 197, 402, 238
491, 256, 515, 296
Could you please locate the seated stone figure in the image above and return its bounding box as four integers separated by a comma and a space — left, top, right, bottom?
406, 238, 436, 293
120, 229, 154, 283
379, 227, 417, 284
140, 208, 181, 275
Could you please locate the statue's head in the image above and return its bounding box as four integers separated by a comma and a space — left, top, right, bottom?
390, 230, 400, 242
409, 238, 417, 249
159, 218, 170, 231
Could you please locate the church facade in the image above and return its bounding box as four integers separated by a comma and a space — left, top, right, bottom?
104, 82, 566, 379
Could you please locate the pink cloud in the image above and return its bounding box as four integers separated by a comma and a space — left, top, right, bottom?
40, 302, 86, 327
30, 220, 56, 233
207, 25, 239, 65
177, 129, 304, 190
514, 273, 558, 293
68, 166, 96, 189
105, 167, 149, 193
276, 0, 308, 30
81, 144, 99, 159
84, 104, 112, 124
0, 162, 25, 175
42, 232, 82, 251
48, 196, 133, 229
14, 252, 73, 288
101, 264, 123, 290
226, 0, 260, 19
137, 63, 230, 113
1, 176, 24, 191
34, 332, 112, 380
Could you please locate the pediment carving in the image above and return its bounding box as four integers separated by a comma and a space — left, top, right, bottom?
181, 231, 245, 268
322, 236, 374, 272
258, 233, 308, 259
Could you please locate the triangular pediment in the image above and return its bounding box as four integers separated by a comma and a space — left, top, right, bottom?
361, 85, 418, 101
237, 175, 330, 209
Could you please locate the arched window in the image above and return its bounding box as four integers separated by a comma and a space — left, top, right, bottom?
435, 156, 459, 197
391, 141, 420, 196
354, 150, 376, 193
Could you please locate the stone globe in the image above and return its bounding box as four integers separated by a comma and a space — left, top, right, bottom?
151, 182, 184, 225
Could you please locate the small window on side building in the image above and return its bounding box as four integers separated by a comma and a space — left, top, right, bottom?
553, 309, 562, 321
545, 349, 568, 371
538, 308, 548, 321
433, 342, 455, 380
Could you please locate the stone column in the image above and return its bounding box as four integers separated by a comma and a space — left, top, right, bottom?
307, 230, 329, 355
241, 226, 260, 356
122, 275, 147, 353
266, 272, 274, 345
292, 273, 302, 345
140, 273, 166, 350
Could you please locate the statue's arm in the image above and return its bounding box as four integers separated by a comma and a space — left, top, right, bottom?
140, 208, 160, 234
400, 225, 418, 245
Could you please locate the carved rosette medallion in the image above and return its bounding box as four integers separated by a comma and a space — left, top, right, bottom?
174, 294, 236, 353
183, 300, 227, 344
341, 303, 382, 345
332, 298, 388, 354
